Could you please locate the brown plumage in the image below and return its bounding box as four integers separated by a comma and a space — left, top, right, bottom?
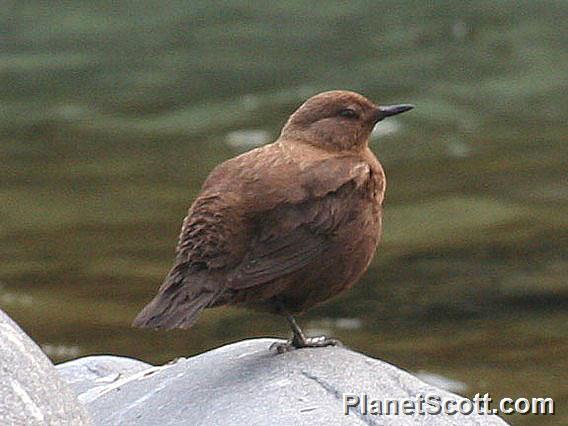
132, 90, 413, 350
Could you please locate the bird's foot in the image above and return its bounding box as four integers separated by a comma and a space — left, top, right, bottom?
270, 336, 342, 354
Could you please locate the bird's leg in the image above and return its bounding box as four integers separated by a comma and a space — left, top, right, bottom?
270, 311, 341, 353
286, 313, 308, 346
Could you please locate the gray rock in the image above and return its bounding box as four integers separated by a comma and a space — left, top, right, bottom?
58, 338, 508, 426
0, 309, 91, 426
57, 355, 152, 396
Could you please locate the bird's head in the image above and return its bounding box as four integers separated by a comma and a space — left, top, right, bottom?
280, 90, 413, 152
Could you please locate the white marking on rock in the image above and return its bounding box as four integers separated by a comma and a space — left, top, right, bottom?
10, 378, 45, 422
78, 363, 176, 404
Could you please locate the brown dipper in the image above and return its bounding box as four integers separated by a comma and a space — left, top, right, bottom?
132, 90, 413, 352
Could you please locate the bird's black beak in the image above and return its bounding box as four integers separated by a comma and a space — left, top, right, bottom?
376, 104, 414, 121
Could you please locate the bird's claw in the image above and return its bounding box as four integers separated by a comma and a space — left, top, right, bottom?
270, 336, 342, 354
270, 341, 296, 354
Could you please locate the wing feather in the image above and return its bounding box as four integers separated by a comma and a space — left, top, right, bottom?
226, 178, 362, 290
171, 143, 371, 292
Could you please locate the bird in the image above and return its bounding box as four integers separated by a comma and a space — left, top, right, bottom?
132, 90, 413, 352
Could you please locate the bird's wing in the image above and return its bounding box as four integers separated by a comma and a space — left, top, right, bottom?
176, 144, 370, 276
224, 200, 335, 290
225, 154, 372, 290
133, 144, 373, 329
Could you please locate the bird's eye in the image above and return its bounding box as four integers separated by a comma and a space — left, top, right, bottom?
339, 108, 358, 119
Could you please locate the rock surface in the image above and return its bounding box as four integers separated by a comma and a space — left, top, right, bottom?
56, 355, 152, 396
58, 338, 508, 426
0, 309, 91, 425
0, 306, 509, 426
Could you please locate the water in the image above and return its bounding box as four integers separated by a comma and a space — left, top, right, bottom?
1, 1, 567, 424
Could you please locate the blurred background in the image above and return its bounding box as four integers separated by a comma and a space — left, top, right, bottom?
1, 1, 566, 424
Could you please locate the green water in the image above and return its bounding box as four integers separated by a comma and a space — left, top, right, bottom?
1, 1, 567, 424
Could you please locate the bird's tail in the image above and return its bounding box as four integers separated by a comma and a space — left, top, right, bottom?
132, 266, 220, 330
